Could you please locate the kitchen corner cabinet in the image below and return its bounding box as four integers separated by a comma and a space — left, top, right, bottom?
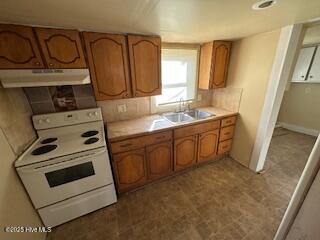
113, 148, 147, 193
198, 41, 232, 89
128, 35, 161, 97
174, 135, 198, 171
35, 28, 87, 69
83, 32, 132, 100
0, 24, 44, 69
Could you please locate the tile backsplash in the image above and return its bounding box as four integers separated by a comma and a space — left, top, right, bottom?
0, 87, 36, 154
24, 84, 96, 114
212, 87, 243, 112
97, 89, 213, 123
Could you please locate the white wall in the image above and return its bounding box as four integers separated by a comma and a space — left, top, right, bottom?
0, 88, 45, 240
286, 165, 320, 240
278, 83, 320, 132
226, 29, 281, 167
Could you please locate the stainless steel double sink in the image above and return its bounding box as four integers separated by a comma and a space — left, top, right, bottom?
162, 109, 214, 123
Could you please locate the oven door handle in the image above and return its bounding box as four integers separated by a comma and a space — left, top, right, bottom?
18, 150, 105, 173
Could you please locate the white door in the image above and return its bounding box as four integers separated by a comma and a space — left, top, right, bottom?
307, 47, 320, 82
292, 46, 315, 82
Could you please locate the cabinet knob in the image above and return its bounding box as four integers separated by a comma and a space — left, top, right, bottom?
35, 62, 40, 66
49, 63, 54, 67
310, 75, 313, 78
301, 76, 304, 78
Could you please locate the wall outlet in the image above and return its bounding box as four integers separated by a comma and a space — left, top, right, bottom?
117, 104, 127, 113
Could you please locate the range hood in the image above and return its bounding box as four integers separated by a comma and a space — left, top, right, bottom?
0, 69, 91, 88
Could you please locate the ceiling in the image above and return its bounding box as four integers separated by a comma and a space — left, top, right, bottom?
0, 0, 320, 43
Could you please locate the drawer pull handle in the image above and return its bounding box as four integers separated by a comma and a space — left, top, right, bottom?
226, 120, 231, 123
222, 145, 228, 149
120, 143, 132, 147
224, 132, 230, 135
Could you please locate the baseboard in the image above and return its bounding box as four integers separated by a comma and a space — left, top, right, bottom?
277, 122, 320, 137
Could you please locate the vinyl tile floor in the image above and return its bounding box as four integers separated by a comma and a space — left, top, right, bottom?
48, 128, 316, 240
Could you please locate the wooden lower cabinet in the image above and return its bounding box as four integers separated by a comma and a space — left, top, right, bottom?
218, 139, 232, 155
174, 135, 198, 171
113, 148, 147, 193
197, 129, 219, 163
146, 141, 173, 181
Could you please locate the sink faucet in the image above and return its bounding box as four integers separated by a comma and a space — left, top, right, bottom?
178, 98, 185, 112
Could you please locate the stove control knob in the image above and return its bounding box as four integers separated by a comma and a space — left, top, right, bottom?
38, 119, 43, 124
94, 111, 98, 116
88, 112, 93, 117
45, 118, 50, 123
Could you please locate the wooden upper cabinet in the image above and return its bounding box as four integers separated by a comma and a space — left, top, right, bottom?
128, 35, 161, 97
198, 40, 231, 89
174, 135, 198, 171
113, 148, 147, 193
198, 42, 213, 89
211, 41, 231, 88
197, 129, 219, 163
35, 28, 86, 69
0, 24, 44, 69
83, 32, 132, 100
146, 141, 173, 181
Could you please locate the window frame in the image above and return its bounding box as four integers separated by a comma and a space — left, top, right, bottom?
157, 43, 201, 106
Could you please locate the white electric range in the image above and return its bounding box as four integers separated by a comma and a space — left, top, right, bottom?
15, 108, 117, 227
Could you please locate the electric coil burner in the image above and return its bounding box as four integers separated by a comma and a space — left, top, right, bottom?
41, 138, 58, 144
81, 130, 99, 137
84, 137, 99, 145
31, 145, 57, 155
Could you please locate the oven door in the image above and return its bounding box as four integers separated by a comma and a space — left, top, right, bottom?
17, 148, 114, 209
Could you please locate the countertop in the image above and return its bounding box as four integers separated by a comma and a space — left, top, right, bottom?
106, 106, 238, 142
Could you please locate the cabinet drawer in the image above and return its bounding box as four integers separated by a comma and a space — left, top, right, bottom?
219, 125, 235, 142
111, 131, 172, 154
111, 138, 144, 154
144, 131, 172, 146
218, 139, 232, 155
221, 116, 237, 127
174, 120, 220, 139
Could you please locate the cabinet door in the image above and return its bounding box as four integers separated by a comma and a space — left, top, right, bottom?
0, 24, 44, 69
128, 35, 161, 97
198, 129, 219, 163
211, 41, 231, 89
146, 141, 173, 180
292, 47, 316, 82
307, 47, 320, 82
83, 32, 132, 100
174, 135, 198, 171
113, 148, 147, 193
35, 28, 86, 68
198, 42, 213, 90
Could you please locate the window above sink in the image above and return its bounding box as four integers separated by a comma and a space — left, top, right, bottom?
156, 43, 200, 106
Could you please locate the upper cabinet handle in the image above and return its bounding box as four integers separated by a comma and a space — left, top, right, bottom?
309, 75, 313, 78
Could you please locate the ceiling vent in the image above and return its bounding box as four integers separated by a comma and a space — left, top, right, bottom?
252, 0, 277, 10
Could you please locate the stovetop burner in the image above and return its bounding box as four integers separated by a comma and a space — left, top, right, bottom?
41, 138, 58, 144
31, 145, 57, 156
81, 130, 99, 138
84, 137, 99, 145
